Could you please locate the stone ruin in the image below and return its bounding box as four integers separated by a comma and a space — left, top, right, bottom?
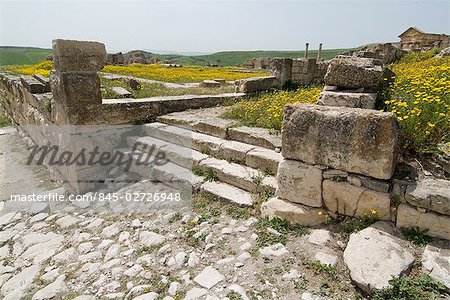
127, 51, 147, 64
0, 39, 449, 243
106, 52, 125, 65
340, 43, 405, 64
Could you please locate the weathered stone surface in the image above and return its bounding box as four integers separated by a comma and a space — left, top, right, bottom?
317, 91, 377, 109
20, 76, 47, 93
405, 179, 450, 215
323, 180, 391, 220
235, 76, 279, 93
111, 87, 133, 98
139, 231, 166, 246
228, 126, 281, 150
52, 39, 107, 72
261, 197, 324, 226
194, 266, 225, 289
33, 74, 51, 92
200, 80, 220, 88
259, 243, 288, 257
245, 147, 282, 175
422, 242, 450, 291
218, 141, 255, 164
276, 159, 322, 207
200, 181, 253, 206
32, 275, 67, 300
315, 251, 338, 266
124, 78, 141, 90
436, 47, 450, 57
396, 204, 450, 240
1, 265, 40, 296
343, 221, 414, 293
308, 229, 331, 246
324, 56, 384, 91
282, 104, 400, 180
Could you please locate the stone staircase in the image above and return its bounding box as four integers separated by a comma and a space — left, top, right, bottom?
114, 108, 283, 206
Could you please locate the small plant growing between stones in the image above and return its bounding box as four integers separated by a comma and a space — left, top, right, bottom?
192, 166, 204, 176
204, 168, 218, 181
340, 210, 381, 233
200, 145, 212, 155
262, 167, 274, 177
226, 206, 252, 220
251, 173, 263, 186
308, 260, 337, 276
168, 212, 183, 223
401, 227, 431, 246
371, 274, 446, 300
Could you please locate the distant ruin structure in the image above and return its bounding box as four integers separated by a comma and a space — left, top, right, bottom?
399, 27, 450, 51
106, 52, 125, 65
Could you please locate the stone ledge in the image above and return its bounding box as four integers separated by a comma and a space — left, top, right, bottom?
261, 197, 324, 226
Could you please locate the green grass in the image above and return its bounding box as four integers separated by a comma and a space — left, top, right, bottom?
400, 227, 431, 246
0, 46, 52, 66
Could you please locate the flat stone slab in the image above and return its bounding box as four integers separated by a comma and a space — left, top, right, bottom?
343, 221, 414, 293
20, 75, 47, 93
422, 241, 450, 292
235, 76, 278, 93
194, 266, 225, 289
111, 87, 133, 98
317, 91, 377, 109
282, 104, 400, 180
200, 181, 253, 206
228, 126, 281, 150
405, 179, 450, 216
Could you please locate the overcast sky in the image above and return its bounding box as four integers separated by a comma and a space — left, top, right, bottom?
0, 0, 449, 53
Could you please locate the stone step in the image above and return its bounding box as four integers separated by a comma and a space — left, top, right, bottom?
200, 181, 253, 206
142, 123, 282, 174
113, 148, 204, 190
156, 107, 282, 150
198, 157, 277, 193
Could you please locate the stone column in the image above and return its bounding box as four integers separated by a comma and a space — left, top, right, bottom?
317, 43, 323, 61
50, 39, 107, 124
304, 43, 309, 58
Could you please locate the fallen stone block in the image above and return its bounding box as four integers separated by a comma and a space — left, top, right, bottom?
52, 39, 107, 72
317, 91, 377, 109
422, 242, 450, 292
343, 221, 414, 293
405, 179, 450, 216
33, 74, 51, 92
282, 104, 400, 180
235, 76, 279, 93
396, 203, 450, 240
200, 80, 220, 88
324, 55, 384, 91
323, 180, 391, 220
20, 76, 47, 93
261, 197, 324, 226
276, 159, 323, 207
111, 87, 133, 99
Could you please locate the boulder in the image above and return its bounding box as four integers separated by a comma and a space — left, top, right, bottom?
323, 180, 391, 220
261, 197, 324, 226
343, 221, 414, 293
405, 179, 450, 216
317, 91, 377, 109
276, 159, 323, 207
20, 76, 47, 93
235, 76, 279, 93
396, 204, 450, 240
124, 78, 141, 90
52, 39, 107, 72
282, 104, 400, 180
324, 56, 384, 91
422, 242, 450, 292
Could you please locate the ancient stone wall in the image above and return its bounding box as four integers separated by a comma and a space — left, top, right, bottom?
263, 56, 450, 240
271, 58, 328, 88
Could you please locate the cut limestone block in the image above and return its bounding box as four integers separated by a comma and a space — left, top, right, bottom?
20, 76, 47, 93
235, 76, 279, 93
405, 179, 450, 216
317, 91, 377, 109
200, 181, 253, 206
396, 204, 450, 240
52, 39, 107, 72
282, 104, 400, 180
200, 80, 220, 88
217, 141, 255, 164
228, 126, 282, 150
245, 147, 282, 175
276, 159, 323, 207
324, 55, 384, 91
323, 180, 391, 220
261, 197, 324, 226
111, 87, 133, 98
343, 221, 414, 293
33, 74, 51, 92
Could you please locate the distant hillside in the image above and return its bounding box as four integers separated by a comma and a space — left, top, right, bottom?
125, 48, 354, 66
0, 46, 52, 66
0, 46, 358, 67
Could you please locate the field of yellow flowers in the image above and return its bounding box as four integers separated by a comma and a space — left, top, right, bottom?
223, 86, 322, 130
2, 62, 268, 83
103, 64, 268, 83
385, 51, 449, 153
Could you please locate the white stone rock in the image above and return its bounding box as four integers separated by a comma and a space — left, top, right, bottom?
343, 221, 414, 293
104, 244, 120, 262
259, 243, 288, 257
282, 269, 300, 279
132, 292, 159, 300
78, 242, 94, 254
228, 284, 249, 300
0, 244, 9, 260
194, 266, 225, 289
237, 252, 251, 263
307, 229, 331, 246
72, 296, 96, 300
261, 197, 324, 226
1, 264, 40, 296
139, 231, 165, 246
314, 251, 338, 267
32, 275, 67, 300
55, 215, 79, 228
101, 224, 120, 238
168, 281, 179, 296
174, 251, 187, 268
422, 243, 450, 291
22, 234, 64, 264
131, 219, 142, 228
124, 264, 143, 277
188, 252, 200, 267
29, 213, 49, 224
53, 247, 75, 263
